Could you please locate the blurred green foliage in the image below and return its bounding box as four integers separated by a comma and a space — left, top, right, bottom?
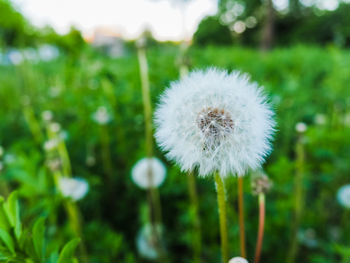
0, 44, 350, 262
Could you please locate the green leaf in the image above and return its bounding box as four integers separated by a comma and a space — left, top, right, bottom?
0, 197, 10, 231
32, 217, 45, 262
3, 191, 22, 240
0, 228, 15, 254
58, 238, 80, 263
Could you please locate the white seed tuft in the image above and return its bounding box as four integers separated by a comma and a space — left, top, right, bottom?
154, 68, 275, 177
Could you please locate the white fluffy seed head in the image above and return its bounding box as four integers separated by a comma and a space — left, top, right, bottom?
229, 257, 249, 263
295, 122, 307, 133
337, 184, 350, 209
154, 68, 275, 177
92, 106, 111, 125
41, 110, 53, 122
131, 157, 166, 189
58, 177, 89, 201
49, 122, 61, 133
136, 224, 163, 260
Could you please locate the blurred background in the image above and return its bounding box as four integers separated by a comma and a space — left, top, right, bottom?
0, 0, 350, 262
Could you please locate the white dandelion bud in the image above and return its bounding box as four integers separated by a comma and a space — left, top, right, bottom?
229, 257, 249, 263
41, 110, 53, 122
92, 106, 111, 125
337, 184, 350, 209
251, 170, 272, 196
136, 224, 163, 260
58, 177, 89, 201
295, 122, 307, 133
131, 158, 166, 189
154, 68, 275, 177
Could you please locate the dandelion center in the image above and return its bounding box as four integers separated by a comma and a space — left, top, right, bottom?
197, 107, 234, 142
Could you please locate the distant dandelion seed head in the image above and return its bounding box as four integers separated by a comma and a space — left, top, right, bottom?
92, 106, 111, 125
58, 177, 89, 201
295, 122, 307, 133
154, 68, 275, 177
49, 122, 61, 133
136, 224, 163, 260
131, 158, 166, 189
42, 110, 53, 122
337, 184, 350, 209
251, 170, 272, 195
229, 257, 249, 263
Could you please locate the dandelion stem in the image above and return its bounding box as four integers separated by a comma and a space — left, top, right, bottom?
238, 176, 246, 258
286, 135, 305, 263
215, 173, 229, 263
65, 201, 89, 263
188, 171, 202, 263
137, 46, 153, 158
254, 193, 265, 263
138, 45, 166, 262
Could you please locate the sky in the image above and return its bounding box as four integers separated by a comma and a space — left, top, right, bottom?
12, 0, 218, 41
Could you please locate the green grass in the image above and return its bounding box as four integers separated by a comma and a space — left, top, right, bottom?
0, 45, 350, 263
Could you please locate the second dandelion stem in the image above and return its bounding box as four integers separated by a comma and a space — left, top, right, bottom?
215, 173, 228, 263
254, 193, 265, 263
238, 176, 246, 258
188, 171, 202, 263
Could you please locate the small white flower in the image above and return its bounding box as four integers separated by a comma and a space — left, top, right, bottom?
154, 68, 275, 177
58, 177, 89, 201
314, 114, 326, 125
92, 106, 111, 125
43, 139, 59, 151
136, 224, 163, 260
42, 110, 53, 122
0, 146, 3, 157
131, 158, 166, 189
337, 184, 350, 208
295, 122, 307, 133
49, 122, 61, 133
229, 257, 249, 263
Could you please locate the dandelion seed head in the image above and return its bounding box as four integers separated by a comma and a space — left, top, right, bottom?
58, 177, 89, 201
154, 68, 275, 177
42, 110, 53, 122
43, 139, 59, 151
131, 158, 166, 189
315, 114, 326, 125
136, 224, 163, 260
337, 184, 350, 208
229, 257, 249, 263
92, 106, 111, 125
251, 170, 272, 195
295, 122, 307, 133
49, 122, 61, 133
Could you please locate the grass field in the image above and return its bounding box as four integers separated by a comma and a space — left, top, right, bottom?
0, 45, 350, 262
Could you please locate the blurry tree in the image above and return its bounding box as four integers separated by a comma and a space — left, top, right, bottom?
0, 0, 36, 47
193, 16, 233, 46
